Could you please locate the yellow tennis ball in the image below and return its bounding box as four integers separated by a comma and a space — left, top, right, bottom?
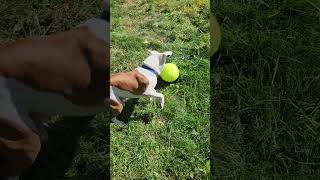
160, 63, 179, 82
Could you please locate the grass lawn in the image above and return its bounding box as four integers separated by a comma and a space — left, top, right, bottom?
212, 0, 320, 177
1, 0, 210, 179
110, 0, 210, 179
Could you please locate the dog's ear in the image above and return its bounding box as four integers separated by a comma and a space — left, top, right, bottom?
159, 54, 167, 66
147, 50, 153, 55
163, 51, 172, 57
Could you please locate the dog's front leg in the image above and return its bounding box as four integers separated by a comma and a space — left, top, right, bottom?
149, 93, 165, 108
155, 93, 165, 108
144, 89, 165, 108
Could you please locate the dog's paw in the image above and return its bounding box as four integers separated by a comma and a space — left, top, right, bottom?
160, 97, 165, 109
112, 118, 126, 125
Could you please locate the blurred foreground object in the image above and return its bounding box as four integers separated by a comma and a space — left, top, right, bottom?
210, 14, 221, 56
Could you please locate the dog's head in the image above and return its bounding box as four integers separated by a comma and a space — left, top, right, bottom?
142, 50, 172, 75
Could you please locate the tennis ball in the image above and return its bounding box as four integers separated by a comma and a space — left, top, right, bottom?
160, 63, 179, 82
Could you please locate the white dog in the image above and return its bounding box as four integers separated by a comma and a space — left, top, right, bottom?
110, 50, 172, 125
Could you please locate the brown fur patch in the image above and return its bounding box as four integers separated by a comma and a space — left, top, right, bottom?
111, 70, 149, 95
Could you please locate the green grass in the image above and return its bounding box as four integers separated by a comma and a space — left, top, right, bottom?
110, 0, 210, 179
212, 0, 320, 177
1, 0, 210, 179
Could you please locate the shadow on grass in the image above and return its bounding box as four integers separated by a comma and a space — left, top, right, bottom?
116, 99, 138, 124
115, 99, 154, 125
20, 116, 108, 180
156, 77, 177, 90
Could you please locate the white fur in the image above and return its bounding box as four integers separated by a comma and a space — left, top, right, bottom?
7, 78, 105, 117
111, 50, 172, 125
